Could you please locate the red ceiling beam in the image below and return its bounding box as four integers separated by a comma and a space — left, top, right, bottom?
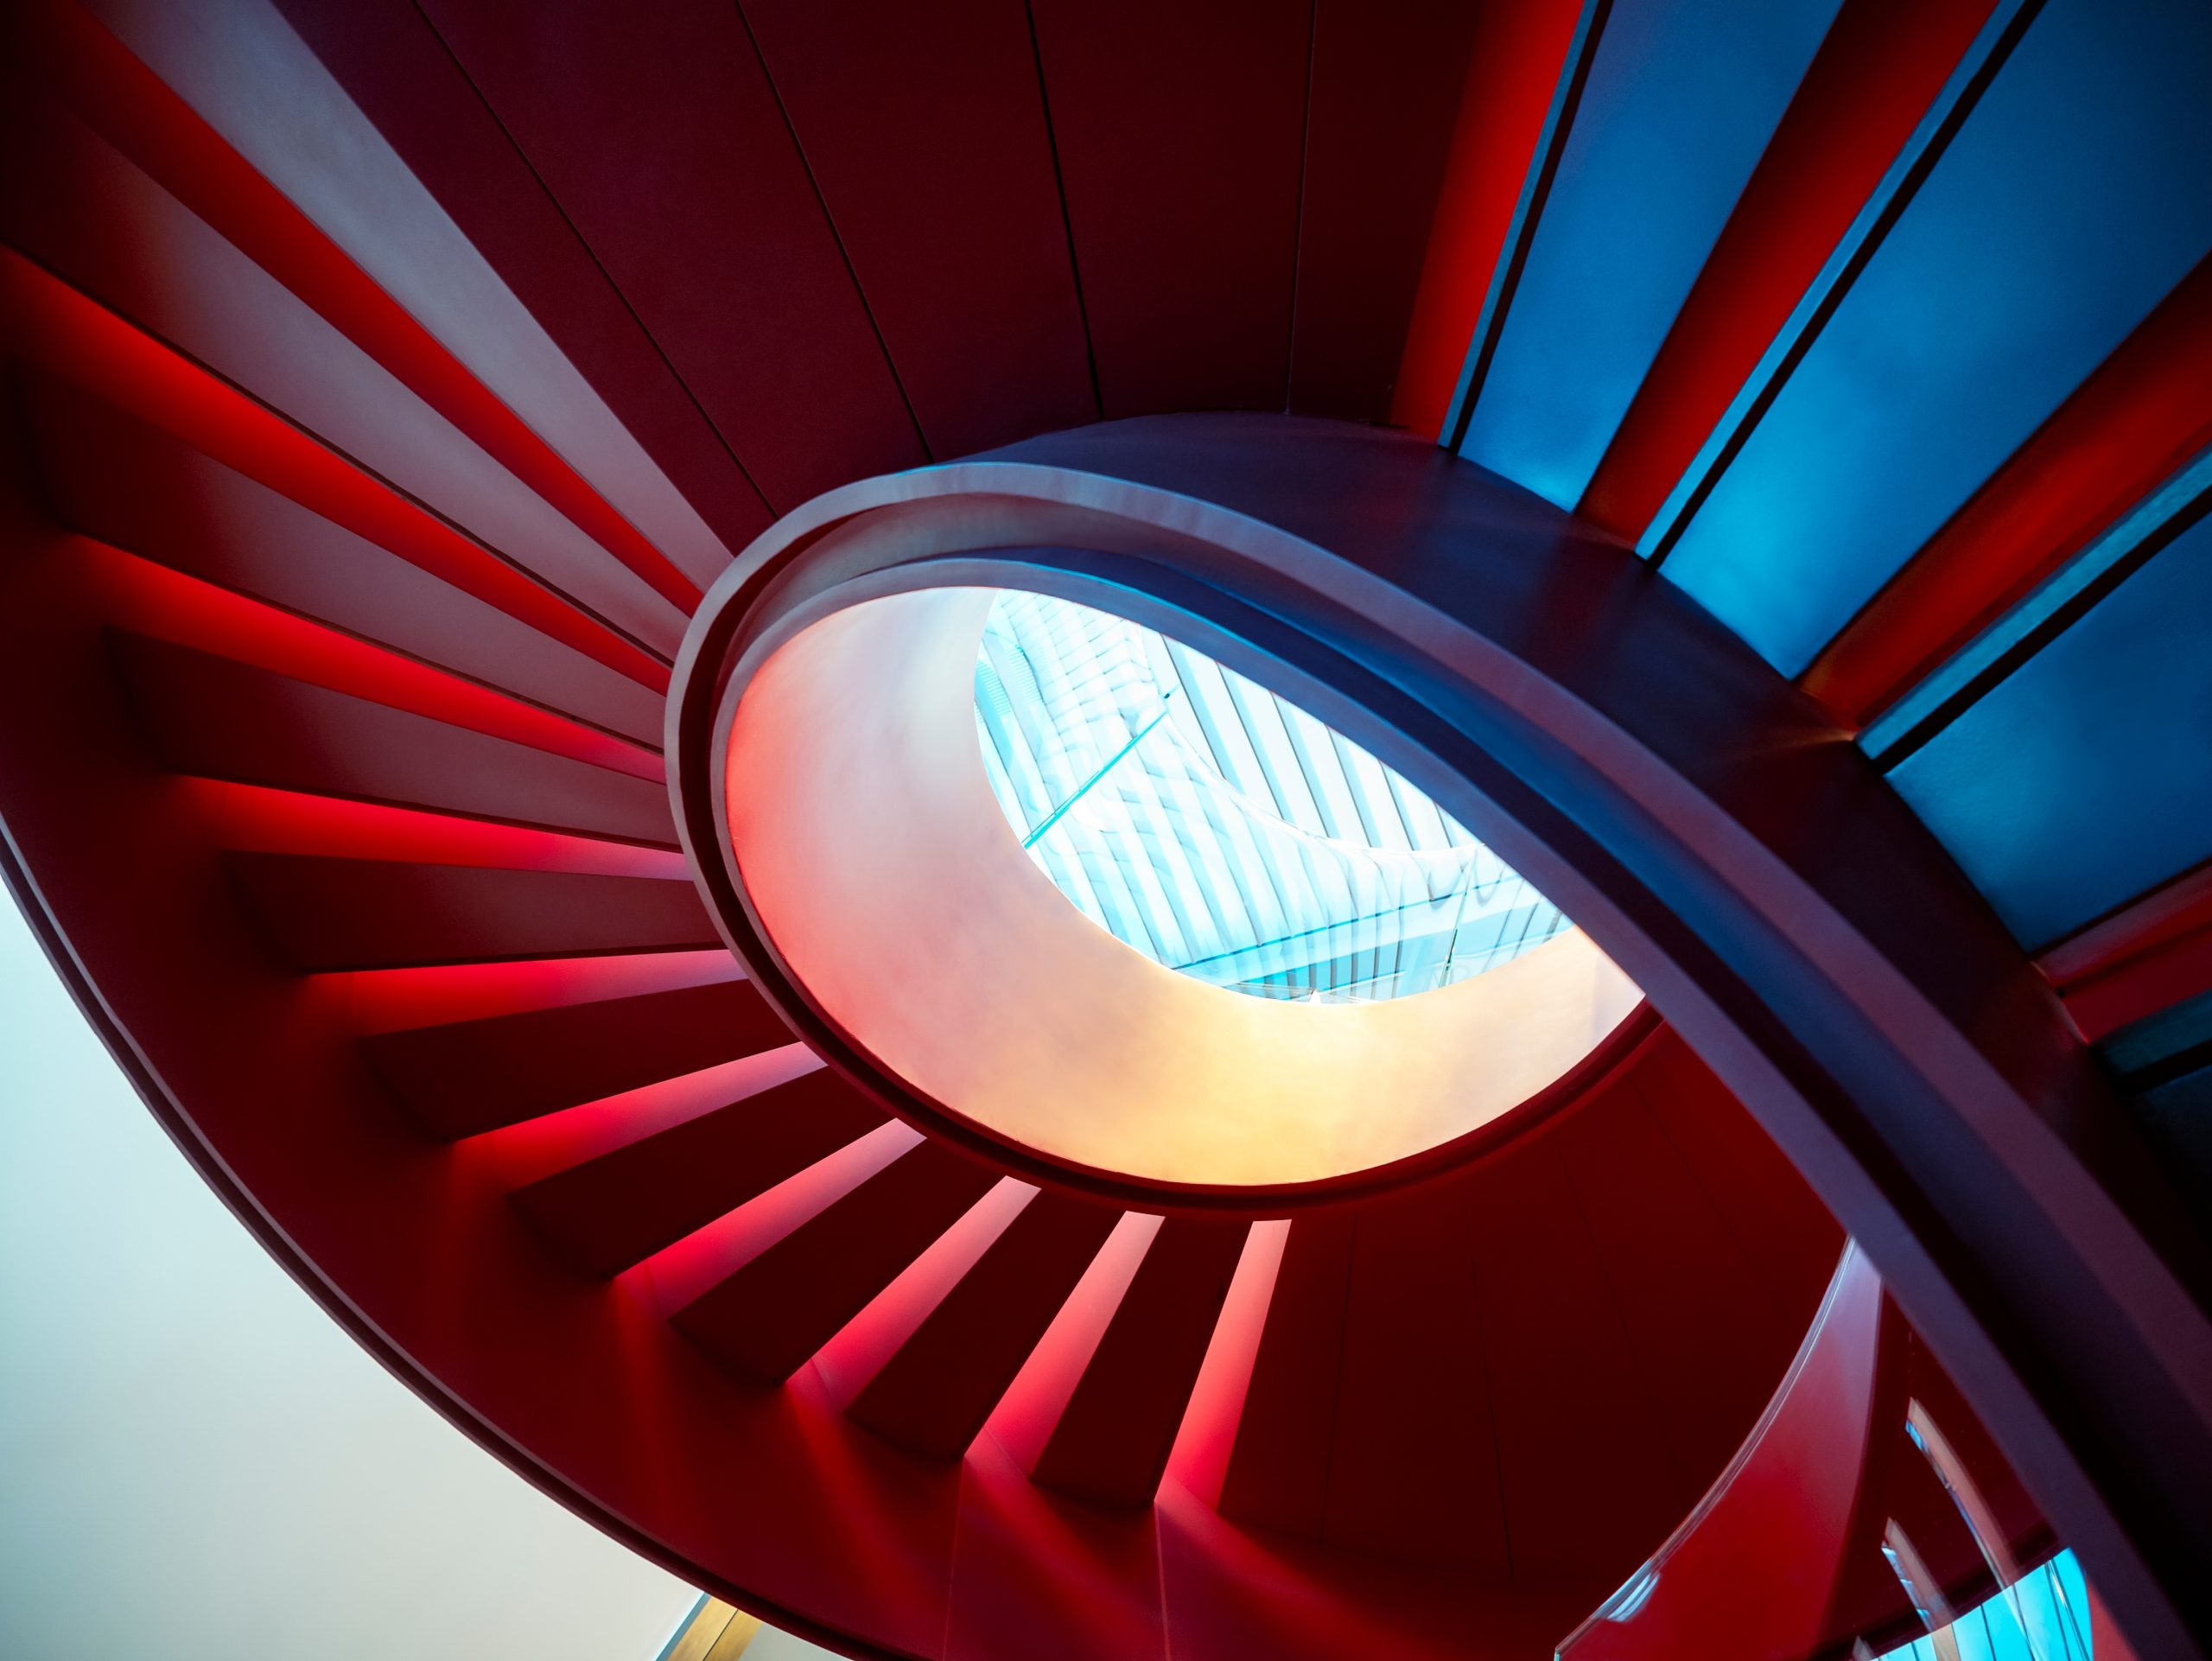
1805, 252, 2212, 726
2040, 861, 2212, 1044
1577, 0, 1997, 543
1388, 0, 1584, 440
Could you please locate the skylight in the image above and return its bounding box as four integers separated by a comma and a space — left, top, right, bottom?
973, 591, 1573, 1002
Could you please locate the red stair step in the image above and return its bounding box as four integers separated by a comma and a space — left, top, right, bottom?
510, 1069, 889, 1276
1029, 1216, 1249, 1508
672, 1140, 1001, 1384
1217, 1211, 1354, 1537
361, 977, 789, 1139
115, 633, 672, 844
848, 1191, 1123, 1460
226, 852, 716, 970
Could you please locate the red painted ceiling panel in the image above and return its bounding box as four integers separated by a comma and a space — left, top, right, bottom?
1389, 0, 1583, 438
1287, 0, 1483, 423
1030, 0, 1310, 418
743, 0, 1096, 460
415, 0, 926, 512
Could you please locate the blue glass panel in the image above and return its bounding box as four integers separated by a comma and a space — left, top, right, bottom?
1861, 448, 2212, 764
974, 592, 1573, 1002
1880, 1552, 2097, 1660
1888, 510, 2212, 948
1662, 0, 2212, 676
1456, 0, 1843, 509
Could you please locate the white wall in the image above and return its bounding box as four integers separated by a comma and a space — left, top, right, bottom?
0, 891, 698, 1660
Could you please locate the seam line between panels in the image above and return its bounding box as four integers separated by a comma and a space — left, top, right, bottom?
1281, 0, 1318, 410
1441, 0, 1614, 455
731, 0, 934, 463
1864, 453, 2212, 773
1643, 0, 2046, 570
404, 0, 778, 522
1023, 0, 1105, 421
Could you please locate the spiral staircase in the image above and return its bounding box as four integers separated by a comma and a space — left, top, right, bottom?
2, 2, 2208, 1658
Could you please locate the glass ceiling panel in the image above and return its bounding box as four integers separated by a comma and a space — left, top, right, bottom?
973, 590, 1573, 1002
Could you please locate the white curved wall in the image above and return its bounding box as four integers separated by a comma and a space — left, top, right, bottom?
0, 895, 696, 1661
727, 588, 1640, 1189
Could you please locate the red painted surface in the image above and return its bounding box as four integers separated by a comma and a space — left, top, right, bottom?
270, 0, 773, 565
1629, 1030, 1847, 1329
462, 1046, 818, 1191
362, 977, 793, 1139
846, 1189, 1120, 1457
815, 1179, 1038, 1413
741, 0, 1096, 459
1323, 1179, 1512, 1570
1287, 1, 1485, 423
632, 1119, 922, 1318
414, 0, 927, 510
174, 779, 683, 878
1472, 1134, 1677, 1580
1030, 0, 1309, 417
1552, 1070, 1796, 1507
7, 0, 707, 612
1161, 1218, 1290, 1509
79, 543, 661, 781
1389, 0, 1583, 437
1579, 0, 1998, 541
1558, 1249, 1879, 1661
2042, 859, 2212, 1042
325, 949, 741, 1034
0, 253, 670, 689
1030, 1217, 1249, 1507
1218, 1210, 1355, 1538
20, 375, 665, 745
1806, 252, 2212, 723
513, 1069, 890, 1275
0, 84, 681, 658
120, 640, 673, 849
1216, 1027, 1840, 1591
674, 1139, 1001, 1383
0, 10, 2038, 1651
225, 854, 720, 971
983, 1210, 1161, 1473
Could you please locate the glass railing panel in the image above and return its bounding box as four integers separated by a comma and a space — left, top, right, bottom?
974, 589, 1573, 1003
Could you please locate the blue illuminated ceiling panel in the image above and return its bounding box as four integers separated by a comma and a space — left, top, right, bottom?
1887, 507, 2212, 949
1455, 0, 1843, 510
974, 592, 1572, 1002
1661, 0, 2212, 677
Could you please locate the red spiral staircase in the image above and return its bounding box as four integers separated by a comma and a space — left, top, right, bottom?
3, 2, 2200, 1658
